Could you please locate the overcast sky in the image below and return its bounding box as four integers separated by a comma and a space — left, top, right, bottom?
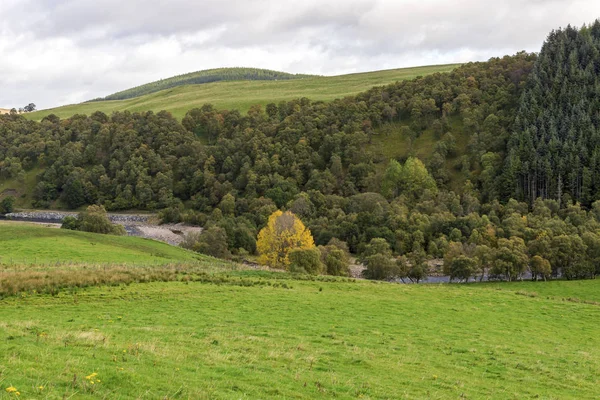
1, 0, 599, 110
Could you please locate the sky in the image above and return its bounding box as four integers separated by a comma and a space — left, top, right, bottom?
1, 0, 599, 110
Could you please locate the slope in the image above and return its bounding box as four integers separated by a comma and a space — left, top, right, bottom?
97, 67, 317, 101
0, 276, 598, 398
0, 222, 203, 265
27, 64, 459, 120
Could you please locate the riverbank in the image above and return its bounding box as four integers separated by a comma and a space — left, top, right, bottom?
1, 210, 201, 246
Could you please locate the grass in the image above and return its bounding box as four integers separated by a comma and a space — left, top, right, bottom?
101, 67, 317, 101
0, 168, 42, 209
27, 64, 459, 121
367, 116, 471, 191
0, 222, 202, 265
0, 274, 598, 399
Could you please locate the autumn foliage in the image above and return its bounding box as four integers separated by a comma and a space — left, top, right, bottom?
257, 210, 315, 268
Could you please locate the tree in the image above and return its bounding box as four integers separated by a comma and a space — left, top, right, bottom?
62, 179, 86, 209
582, 232, 600, 278
289, 248, 324, 275
257, 210, 315, 268
491, 237, 528, 281
399, 157, 437, 199
23, 103, 36, 112
529, 256, 551, 281
361, 238, 399, 280
181, 226, 231, 259
549, 235, 586, 279
448, 255, 479, 282
474, 244, 494, 281
443, 241, 464, 275
403, 250, 428, 283
381, 157, 436, 201
319, 243, 350, 276
381, 159, 403, 199
362, 253, 398, 280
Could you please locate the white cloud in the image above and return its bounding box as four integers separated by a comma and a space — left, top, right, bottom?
0, 0, 599, 109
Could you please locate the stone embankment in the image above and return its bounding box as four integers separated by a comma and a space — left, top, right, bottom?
5, 211, 150, 224
3, 211, 201, 246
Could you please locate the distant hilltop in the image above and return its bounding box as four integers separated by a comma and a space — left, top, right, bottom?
0, 108, 11, 114
91, 67, 318, 102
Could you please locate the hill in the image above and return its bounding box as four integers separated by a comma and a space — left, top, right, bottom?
0, 274, 598, 398
96, 67, 317, 101
0, 222, 203, 265
0, 108, 10, 114
27, 64, 459, 120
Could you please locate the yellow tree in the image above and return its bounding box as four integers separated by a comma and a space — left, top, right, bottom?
257, 210, 315, 268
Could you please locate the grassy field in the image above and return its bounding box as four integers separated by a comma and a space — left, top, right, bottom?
0, 222, 201, 265
0, 275, 597, 399
27, 64, 459, 121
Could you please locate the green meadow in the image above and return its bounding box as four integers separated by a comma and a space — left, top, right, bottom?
0, 272, 598, 399
27, 64, 459, 121
0, 222, 201, 265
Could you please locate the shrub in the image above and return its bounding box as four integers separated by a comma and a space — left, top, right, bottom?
319, 244, 350, 276
78, 205, 125, 235
448, 255, 479, 282
181, 226, 231, 259
61, 215, 80, 230
0, 196, 15, 214
289, 248, 324, 275
362, 253, 398, 280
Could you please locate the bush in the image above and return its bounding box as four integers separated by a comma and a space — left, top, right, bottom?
289, 248, 324, 275
0, 196, 15, 214
319, 244, 350, 276
398, 251, 429, 283
61, 215, 80, 230
324, 248, 349, 276
78, 205, 125, 235
362, 253, 398, 280
181, 226, 231, 259
448, 255, 479, 282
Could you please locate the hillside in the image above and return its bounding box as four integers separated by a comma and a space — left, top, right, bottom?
0, 222, 203, 265
5, 31, 600, 284
97, 67, 317, 101
0, 275, 598, 398
27, 64, 459, 120
506, 21, 600, 204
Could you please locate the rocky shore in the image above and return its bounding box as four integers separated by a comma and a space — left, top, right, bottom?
2, 211, 201, 246
5, 211, 150, 224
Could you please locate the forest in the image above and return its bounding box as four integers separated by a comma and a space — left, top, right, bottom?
2, 21, 600, 281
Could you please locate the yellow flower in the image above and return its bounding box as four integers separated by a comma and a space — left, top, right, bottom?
6, 387, 17, 393
38, 386, 44, 390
